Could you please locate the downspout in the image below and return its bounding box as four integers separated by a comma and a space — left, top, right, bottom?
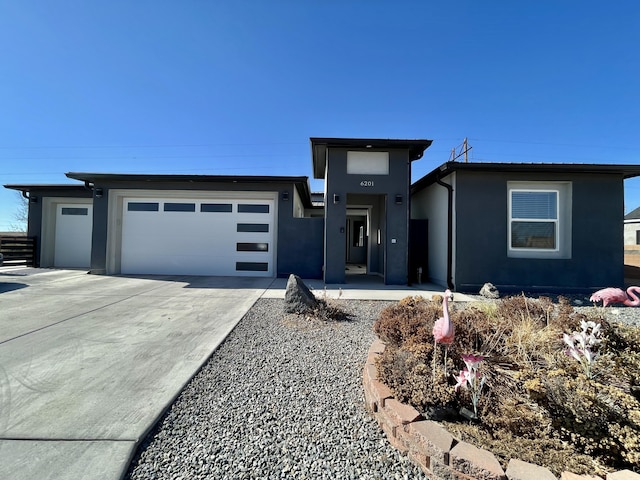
435, 177, 454, 290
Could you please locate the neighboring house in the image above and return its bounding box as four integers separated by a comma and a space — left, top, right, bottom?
624, 206, 640, 245
6, 137, 640, 293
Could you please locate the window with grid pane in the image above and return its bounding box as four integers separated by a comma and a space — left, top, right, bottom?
510, 190, 558, 250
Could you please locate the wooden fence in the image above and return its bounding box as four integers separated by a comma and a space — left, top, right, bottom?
0, 236, 37, 266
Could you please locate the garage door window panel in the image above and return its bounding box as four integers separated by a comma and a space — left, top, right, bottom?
238, 204, 270, 213
237, 242, 269, 252
201, 203, 232, 213
237, 223, 269, 233
164, 202, 196, 212
236, 262, 269, 272
61, 207, 89, 216
128, 202, 159, 212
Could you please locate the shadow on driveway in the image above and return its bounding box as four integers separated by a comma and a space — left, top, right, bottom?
0, 282, 28, 293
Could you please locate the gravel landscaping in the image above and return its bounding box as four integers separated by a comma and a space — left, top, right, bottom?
125, 298, 427, 480
125, 292, 640, 480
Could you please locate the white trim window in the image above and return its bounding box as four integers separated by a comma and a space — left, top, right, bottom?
508, 182, 572, 259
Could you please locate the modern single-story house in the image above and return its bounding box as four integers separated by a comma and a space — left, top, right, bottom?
6, 137, 640, 293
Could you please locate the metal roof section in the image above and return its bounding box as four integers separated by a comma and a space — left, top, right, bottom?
65, 172, 309, 184
310, 137, 433, 179
412, 161, 640, 195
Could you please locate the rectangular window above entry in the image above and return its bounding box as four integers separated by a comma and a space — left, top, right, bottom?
508, 182, 572, 259
347, 151, 389, 175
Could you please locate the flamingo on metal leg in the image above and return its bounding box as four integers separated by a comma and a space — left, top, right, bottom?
590, 286, 640, 307
432, 289, 455, 377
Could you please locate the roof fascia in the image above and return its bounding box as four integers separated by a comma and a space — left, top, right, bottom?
4, 183, 88, 193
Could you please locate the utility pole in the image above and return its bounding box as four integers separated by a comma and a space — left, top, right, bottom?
448, 138, 472, 162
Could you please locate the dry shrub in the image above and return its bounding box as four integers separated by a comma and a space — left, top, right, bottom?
311, 298, 351, 322
377, 342, 457, 412
374, 293, 640, 475
443, 421, 606, 477
373, 296, 440, 347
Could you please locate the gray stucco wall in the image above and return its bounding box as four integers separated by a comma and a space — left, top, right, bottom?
323, 148, 411, 284
454, 171, 624, 293
90, 191, 109, 274
277, 217, 324, 278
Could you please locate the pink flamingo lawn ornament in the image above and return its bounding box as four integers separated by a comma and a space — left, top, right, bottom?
590, 287, 640, 307
432, 289, 455, 377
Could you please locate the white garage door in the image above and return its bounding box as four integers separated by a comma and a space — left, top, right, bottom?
54, 203, 93, 268
121, 197, 275, 276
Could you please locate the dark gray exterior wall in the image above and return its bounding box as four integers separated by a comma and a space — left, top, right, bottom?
324, 148, 411, 284
278, 217, 324, 278
453, 170, 624, 293
85, 180, 322, 278
90, 191, 109, 274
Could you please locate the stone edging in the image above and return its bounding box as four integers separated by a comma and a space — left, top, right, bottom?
363, 337, 640, 480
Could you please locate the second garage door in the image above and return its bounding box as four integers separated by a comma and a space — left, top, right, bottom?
54, 203, 93, 268
121, 197, 275, 276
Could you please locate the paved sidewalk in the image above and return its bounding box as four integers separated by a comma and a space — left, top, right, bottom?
262, 275, 475, 301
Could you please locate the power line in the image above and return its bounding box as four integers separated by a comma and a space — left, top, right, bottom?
0, 141, 307, 150
468, 138, 637, 151
0, 153, 302, 161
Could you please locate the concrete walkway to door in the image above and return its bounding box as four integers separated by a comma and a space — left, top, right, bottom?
0, 268, 271, 480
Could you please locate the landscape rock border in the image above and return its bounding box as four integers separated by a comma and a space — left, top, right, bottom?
363, 337, 640, 480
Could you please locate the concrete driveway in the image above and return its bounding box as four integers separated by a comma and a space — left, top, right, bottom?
0, 268, 272, 480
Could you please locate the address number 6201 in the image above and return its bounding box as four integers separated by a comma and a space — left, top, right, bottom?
360, 181, 374, 187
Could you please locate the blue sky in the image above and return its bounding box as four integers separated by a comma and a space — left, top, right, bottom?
1, 1, 639, 230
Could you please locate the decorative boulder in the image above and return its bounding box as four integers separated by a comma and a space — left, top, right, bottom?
480, 282, 500, 299
284, 274, 319, 314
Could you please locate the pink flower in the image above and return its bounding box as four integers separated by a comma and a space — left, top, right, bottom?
454, 369, 470, 391
462, 354, 484, 371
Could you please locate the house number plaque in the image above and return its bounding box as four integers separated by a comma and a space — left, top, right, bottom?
360, 180, 374, 187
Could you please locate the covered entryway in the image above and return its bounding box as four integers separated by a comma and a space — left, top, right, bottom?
53, 203, 93, 268
345, 209, 369, 276
120, 197, 275, 276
